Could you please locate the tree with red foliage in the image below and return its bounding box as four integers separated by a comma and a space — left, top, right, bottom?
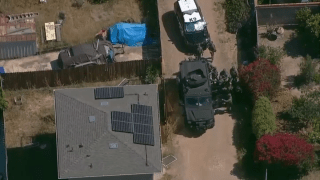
239, 58, 281, 100
254, 133, 314, 166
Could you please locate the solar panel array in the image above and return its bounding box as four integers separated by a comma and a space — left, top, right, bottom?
111, 104, 154, 146
94, 87, 124, 99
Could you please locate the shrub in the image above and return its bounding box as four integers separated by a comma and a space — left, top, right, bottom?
254, 133, 314, 167
239, 58, 281, 100
258, 45, 285, 65
298, 55, 317, 85
252, 96, 276, 138
224, 0, 250, 33
145, 64, 160, 84
72, 0, 84, 8
0, 88, 8, 111
88, 0, 108, 4
287, 89, 320, 126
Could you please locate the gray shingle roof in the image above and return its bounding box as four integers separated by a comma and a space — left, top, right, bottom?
54, 85, 162, 179
0, 41, 38, 60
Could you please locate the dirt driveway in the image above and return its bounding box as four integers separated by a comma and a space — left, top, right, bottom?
158, 0, 239, 179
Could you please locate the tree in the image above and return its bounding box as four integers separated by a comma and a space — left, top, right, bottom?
0, 88, 8, 111
224, 0, 250, 33
296, 7, 312, 31
252, 96, 276, 138
254, 133, 314, 167
239, 58, 281, 100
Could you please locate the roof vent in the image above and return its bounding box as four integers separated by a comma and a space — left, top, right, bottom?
101, 101, 109, 106
109, 143, 118, 149
89, 116, 95, 123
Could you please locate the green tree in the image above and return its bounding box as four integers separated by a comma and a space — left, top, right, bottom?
224, 0, 250, 33
306, 14, 320, 38
0, 88, 8, 111
252, 96, 277, 139
296, 7, 312, 31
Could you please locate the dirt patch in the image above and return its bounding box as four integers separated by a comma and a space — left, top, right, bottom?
1, 0, 142, 46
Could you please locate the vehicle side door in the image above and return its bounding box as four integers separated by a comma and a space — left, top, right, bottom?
174, 2, 185, 35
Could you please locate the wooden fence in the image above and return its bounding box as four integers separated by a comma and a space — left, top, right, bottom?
0, 59, 161, 90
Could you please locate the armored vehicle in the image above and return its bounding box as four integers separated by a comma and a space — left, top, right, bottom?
177, 57, 215, 130
174, 0, 215, 55
57, 40, 123, 69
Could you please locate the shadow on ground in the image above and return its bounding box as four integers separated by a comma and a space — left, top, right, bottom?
283, 33, 307, 58
50, 59, 61, 71
7, 133, 59, 180
162, 11, 190, 55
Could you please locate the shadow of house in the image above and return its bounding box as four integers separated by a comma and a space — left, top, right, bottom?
0, 110, 8, 180
7, 133, 59, 180
162, 11, 190, 54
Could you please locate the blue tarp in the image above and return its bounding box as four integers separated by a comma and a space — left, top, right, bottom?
0, 67, 5, 74
109, 23, 155, 47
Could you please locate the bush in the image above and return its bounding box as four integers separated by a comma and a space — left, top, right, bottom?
239, 58, 281, 100
224, 0, 250, 33
254, 133, 314, 167
72, 0, 84, 8
145, 64, 160, 84
258, 45, 285, 65
287, 89, 320, 126
252, 96, 276, 138
298, 55, 317, 85
0, 88, 8, 111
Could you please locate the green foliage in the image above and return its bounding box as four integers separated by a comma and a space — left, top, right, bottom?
224, 0, 250, 33
306, 14, 320, 39
252, 96, 277, 139
0, 88, 8, 111
298, 55, 317, 85
145, 64, 160, 84
296, 7, 312, 31
313, 73, 320, 84
258, 45, 285, 65
287, 90, 320, 126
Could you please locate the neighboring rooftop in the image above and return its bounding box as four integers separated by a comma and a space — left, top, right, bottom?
54, 84, 162, 179
0, 13, 38, 60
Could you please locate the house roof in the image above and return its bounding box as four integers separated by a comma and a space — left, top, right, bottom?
0, 110, 8, 180
0, 41, 38, 60
54, 84, 162, 179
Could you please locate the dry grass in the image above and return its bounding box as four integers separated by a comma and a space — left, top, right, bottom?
1, 0, 142, 45
4, 79, 123, 148
271, 88, 294, 116
301, 171, 320, 180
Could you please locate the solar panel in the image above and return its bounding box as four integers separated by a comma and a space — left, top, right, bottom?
131, 104, 152, 116
111, 111, 132, 122
134, 124, 154, 134
133, 133, 154, 146
94, 87, 124, 99
111, 121, 133, 133
133, 114, 153, 125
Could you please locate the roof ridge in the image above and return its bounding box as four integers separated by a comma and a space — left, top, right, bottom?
59, 93, 158, 175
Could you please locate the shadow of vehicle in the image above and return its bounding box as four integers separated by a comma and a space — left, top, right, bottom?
50, 59, 62, 70
162, 11, 191, 55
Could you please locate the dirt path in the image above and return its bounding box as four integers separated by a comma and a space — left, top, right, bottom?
158, 0, 239, 179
